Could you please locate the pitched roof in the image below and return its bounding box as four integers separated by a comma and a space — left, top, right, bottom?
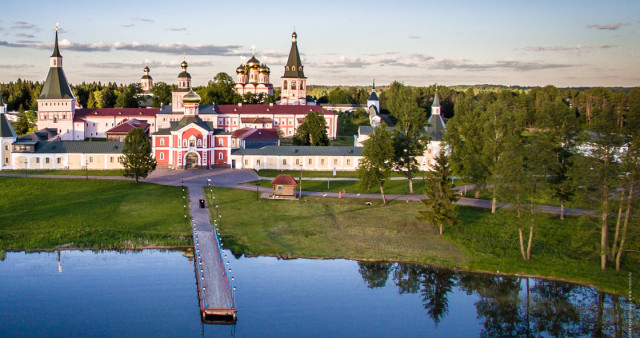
426, 113, 446, 141
39, 67, 74, 100
14, 128, 58, 143
171, 115, 213, 131
271, 174, 298, 186
74, 108, 161, 121
358, 125, 394, 135
231, 127, 255, 138
283, 32, 305, 79
106, 119, 149, 134
232, 146, 362, 157
0, 113, 17, 138
35, 140, 124, 154
243, 129, 279, 141
240, 117, 271, 124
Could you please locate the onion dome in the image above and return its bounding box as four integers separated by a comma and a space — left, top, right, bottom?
181, 60, 188, 69
144, 65, 150, 72
258, 63, 270, 74
182, 89, 201, 105
246, 55, 260, 68
236, 64, 247, 74
178, 59, 191, 78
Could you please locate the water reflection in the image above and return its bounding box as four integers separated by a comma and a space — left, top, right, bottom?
357, 261, 638, 336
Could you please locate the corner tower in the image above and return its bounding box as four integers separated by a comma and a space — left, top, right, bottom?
37, 26, 77, 140
280, 32, 307, 105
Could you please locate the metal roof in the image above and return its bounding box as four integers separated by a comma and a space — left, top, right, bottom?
34, 141, 124, 154
232, 146, 362, 157
38, 67, 74, 100
0, 113, 17, 138
426, 113, 446, 141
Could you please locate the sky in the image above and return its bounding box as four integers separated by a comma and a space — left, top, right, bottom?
1, 0, 639, 88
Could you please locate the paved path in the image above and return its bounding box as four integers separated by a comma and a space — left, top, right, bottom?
0, 169, 594, 216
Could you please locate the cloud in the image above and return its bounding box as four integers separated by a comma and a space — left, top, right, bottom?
133, 17, 154, 24
522, 44, 617, 53
0, 38, 243, 56
16, 40, 41, 44
0, 63, 34, 69
122, 24, 135, 28
430, 58, 575, 71
310, 54, 417, 68
12, 21, 37, 30
16, 33, 34, 38
586, 23, 630, 30
408, 53, 435, 62
408, 35, 421, 39
83, 59, 214, 69
168, 27, 186, 31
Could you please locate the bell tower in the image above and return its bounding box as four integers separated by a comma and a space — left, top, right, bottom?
280, 32, 307, 105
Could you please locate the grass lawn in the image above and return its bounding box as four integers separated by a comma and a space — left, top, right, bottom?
0, 177, 190, 250
209, 187, 638, 295
208, 187, 467, 266
255, 169, 431, 180
4, 169, 125, 176
251, 178, 428, 195
464, 185, 591, 209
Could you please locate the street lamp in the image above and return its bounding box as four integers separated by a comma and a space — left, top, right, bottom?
299, 164, 303, 200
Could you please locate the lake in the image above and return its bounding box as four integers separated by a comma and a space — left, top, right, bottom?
0, 250, 636, 337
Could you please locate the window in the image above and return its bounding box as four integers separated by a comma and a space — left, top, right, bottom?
308, 158, 312, 164
256, 159, 261, 166
301, 82, 304, 89
321, 159, 324, 165
190, 139, 195, 147
295, 159, 300, 165
53, 117, 57, 123
36, 158, 40, 163
57, 158, 61, 164
197, 139, 202, 147
292, 81, 296, 90
160, 138, 165, 146
89, 157, 93, 163
218, 138, 223, 146
244, 159, 248, 165
46, 158, 50, 164
218, 152, 223, 160
283, 159, 287, 165
347, 159, 351, 165
334, 159, 338, 165
106, 123, 108, 126
4, 145, 7, 150
5, 158, 7, 164
283, 80, 288, 90
110, 157, 114, 163
159, 153, 164, 160
183, 139, 187, 147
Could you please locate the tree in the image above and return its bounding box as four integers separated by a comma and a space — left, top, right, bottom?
293, 111, 329, 146
122, 127, 156, 184
13, 110, 36, 136
151, 82, 174, 108
393, 131, 427, 194
357, 123, 395, 204
418, 151, 460, 235
115, 84, 142, 108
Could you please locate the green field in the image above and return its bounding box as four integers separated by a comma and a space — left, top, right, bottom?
3, 169, 125, 176
209, 187, 638, 295
252, 178, 428, 195
0, 177, 190, 250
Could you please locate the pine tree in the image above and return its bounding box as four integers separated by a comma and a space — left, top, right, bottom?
418, 151, 460, 235
122, 127, 156, 184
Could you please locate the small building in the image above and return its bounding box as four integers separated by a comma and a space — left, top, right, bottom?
105, 118, 150, 142
231, 127, 279, 149
270, 174, 298, 198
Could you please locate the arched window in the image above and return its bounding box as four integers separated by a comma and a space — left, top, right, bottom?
218, 152, 223, 160
283, 80, 288, 90
159, 153, 164, 160
218, 138, 223, 146
183, 139, 187, 147
197, 139, 202, 147
159, 138, 165, 146
300, 82, 304, 90
292, 81, 296, 90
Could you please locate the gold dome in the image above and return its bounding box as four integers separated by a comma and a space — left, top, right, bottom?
182, 89, 201, 105
246, 55, 260, 68
181, 60, 188, 69
258, 64, 270, 74
236, 64, 247, 74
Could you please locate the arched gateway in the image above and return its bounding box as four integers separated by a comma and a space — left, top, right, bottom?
185, 152, 199, 169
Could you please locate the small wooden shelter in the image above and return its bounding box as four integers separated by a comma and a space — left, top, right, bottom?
270, 174, 298, 198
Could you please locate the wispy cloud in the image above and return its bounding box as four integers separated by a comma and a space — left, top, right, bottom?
310, 54, 417, 68
122, 24, 135, 28
0, 39, 243, 56
522, 44, 617, 53
408, 35, 421, 39
0, 63, 34, 69
12, 21, 37, 30
430, 58, 575, 71
168, 27, 186, 31
586, 23, 630, 30
83, 59, 214, 69
16, 40, 41, 44
133, 17, 154, 24
16, 33, 34, 38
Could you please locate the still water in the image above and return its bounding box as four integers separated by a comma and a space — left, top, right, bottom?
0, 250, 636, 337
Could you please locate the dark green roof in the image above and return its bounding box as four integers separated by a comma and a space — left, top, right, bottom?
232, 146, 362, 157
368, 91, 379, 101
141, 75, 152, 79
178, 71, 191, 78
39, 67, 74, 100
52, 31, 62, 57
283, 33, 305, 78
432, 89, 440, 107
0, 113, 17, 138
35, 141, 124, 154
426, 113, 446, 141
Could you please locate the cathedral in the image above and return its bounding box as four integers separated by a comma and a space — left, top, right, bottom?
233, 55, 274, 97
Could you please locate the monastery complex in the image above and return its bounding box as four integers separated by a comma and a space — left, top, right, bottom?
0, 29, 445, 172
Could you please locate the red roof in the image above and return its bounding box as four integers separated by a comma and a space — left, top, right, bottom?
106, 118, 149, 134
74, 108, 161, 122
216, 104, 336, 116
244, 129, 279, 141
270, 174, 298, 186
231, 127, 255, 138
240, 117, 271, 124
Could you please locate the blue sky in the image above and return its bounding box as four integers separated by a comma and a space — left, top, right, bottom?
1, 0, 638, 87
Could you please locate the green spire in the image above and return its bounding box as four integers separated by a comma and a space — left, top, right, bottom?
283, 32, 305, 78
432, 88, 440, 107
52, 29, 62, 58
